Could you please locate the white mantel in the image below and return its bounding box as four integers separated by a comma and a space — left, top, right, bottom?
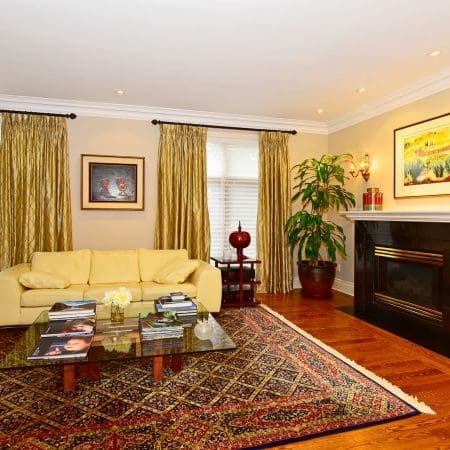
342, 210, 450, 223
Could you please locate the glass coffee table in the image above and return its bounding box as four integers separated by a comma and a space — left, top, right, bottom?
0, 302, 236, 391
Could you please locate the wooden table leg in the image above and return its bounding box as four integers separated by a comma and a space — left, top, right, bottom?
63, 364, 76, 392
153, 356, 163, 381
172, 354, 182, 373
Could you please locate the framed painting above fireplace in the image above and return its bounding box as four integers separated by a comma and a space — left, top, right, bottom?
394, 113, 449, 198
81, 154, 145, 210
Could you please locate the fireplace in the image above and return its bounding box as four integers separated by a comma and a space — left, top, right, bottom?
353, 218, 450, 356
374, 246, 443, 324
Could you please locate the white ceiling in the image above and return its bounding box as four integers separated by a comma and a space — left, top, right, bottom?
1, 0, 450, 126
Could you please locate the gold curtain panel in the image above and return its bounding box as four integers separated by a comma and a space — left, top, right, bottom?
257, 131, 293, 293
0, 113, 73, 270
154, 124, 210, 261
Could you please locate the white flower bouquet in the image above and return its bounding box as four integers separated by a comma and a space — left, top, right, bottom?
102, 287, 132, 307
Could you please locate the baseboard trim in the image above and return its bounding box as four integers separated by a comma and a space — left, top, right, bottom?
333, 277, 354, 296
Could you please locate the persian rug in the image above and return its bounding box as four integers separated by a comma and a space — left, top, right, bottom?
0, 305, 433, 449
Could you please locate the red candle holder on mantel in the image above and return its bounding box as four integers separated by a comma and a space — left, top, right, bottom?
363, 187, 383, 211
229, 222, 251, 261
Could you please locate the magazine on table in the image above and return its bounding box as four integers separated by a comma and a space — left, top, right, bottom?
48, 300, 96, 319
140, 331, 184, 340
156, 300, 197, 312
41, 318, 96, 337
169, 292, 189, 301
27, 334, 94, 360
158, 298, 194, 308
139, 311, 184, 332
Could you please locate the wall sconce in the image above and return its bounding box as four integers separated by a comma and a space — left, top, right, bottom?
350, 153, 371, 181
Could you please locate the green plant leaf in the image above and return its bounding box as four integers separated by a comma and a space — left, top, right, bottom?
285, 153, 355, 267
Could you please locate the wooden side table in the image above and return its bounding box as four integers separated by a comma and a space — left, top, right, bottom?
211, 256, 261, 308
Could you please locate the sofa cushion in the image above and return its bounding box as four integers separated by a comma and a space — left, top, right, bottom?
89, 250, 140, 284
138, 249, 188, 281
20, 285, 88, 308
19, 271, 70, 289
140, 281, 196, 301
31, 250, 91, 285
153, 260, 200, 284
84, 283, 142, 303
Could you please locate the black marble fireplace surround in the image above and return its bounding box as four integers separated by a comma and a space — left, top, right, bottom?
355, 220, 450, 356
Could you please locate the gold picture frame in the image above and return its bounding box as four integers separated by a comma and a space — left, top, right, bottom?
81, 154, 145, 210
394, 113, 450, 198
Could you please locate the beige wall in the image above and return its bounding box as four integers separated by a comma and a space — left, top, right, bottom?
68, 117, 159, 250
288, 131, 329, 214
66, 120, 328, 283
288, 131, 329, 285
329, 87, 450, 284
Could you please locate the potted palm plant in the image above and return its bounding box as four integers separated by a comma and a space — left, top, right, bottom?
285, 153, 355, 297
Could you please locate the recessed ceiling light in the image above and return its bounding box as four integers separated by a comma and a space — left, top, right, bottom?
357, 87, 366, 94
427, 50, 441, 57
317, 108, 324, 114
116, 89, 125, 95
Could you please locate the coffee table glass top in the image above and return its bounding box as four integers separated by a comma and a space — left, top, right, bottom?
0, 302, 236, 369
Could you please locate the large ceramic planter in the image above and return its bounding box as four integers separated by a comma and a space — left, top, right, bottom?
298, 260, 336, 298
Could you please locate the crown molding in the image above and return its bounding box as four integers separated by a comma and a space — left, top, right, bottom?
0, 94, 328, 135
2, 67, 448, 136
328, 68, 450, 133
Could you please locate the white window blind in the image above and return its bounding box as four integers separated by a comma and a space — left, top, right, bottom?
207, 132, 259, 259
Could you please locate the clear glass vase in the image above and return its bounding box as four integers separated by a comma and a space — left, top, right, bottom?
110, 303, 125, 323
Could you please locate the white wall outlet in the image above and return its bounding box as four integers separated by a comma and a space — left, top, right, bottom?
336, 263, 341, 272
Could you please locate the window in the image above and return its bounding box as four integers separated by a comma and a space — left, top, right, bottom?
207, 131, 259, 259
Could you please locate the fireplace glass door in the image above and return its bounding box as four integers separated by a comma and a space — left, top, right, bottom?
374, 246, 443, 323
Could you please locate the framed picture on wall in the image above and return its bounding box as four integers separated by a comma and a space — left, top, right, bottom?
81, 154, 145, 210
394, 113, 450, 198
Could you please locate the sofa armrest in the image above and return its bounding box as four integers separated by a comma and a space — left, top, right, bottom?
0, 263, 30, 326
188, 260, 221, 312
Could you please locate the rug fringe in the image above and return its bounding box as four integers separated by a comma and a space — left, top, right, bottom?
260, 304, 436, 415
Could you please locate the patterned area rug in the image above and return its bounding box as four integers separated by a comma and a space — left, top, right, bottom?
0, 306, 432, 449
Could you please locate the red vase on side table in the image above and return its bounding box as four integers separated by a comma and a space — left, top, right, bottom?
229, 222, 251, 261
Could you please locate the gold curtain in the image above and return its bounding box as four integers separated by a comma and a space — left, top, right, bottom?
154, 124, 210, 261
257, 131, 292, 293
0, 113, 73, 270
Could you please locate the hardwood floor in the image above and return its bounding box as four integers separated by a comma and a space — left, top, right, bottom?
256, 289, 450, 450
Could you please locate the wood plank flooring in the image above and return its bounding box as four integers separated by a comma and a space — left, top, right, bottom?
257, 289, 450, 450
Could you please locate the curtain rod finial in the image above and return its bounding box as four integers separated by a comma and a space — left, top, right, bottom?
151, 119, 159, 125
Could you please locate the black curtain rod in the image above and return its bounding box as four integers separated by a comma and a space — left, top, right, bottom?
0, 109, 77, 119
151, 119, 297, 135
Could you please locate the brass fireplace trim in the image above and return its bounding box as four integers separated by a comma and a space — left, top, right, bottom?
374, 292, 442, 324
374, 246, 443, 266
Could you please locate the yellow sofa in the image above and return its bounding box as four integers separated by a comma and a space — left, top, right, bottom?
0, 248, 221, 326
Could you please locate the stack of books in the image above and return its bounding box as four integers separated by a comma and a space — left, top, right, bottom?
139, 311, 184, 340
48, 300, 96, 320
28, 317, 95, 360
155, 293, 198, 326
